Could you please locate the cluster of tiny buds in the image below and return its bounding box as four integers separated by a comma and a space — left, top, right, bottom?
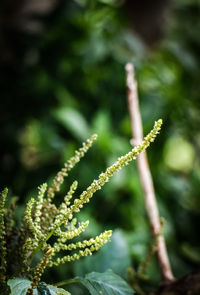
66, 120, 162, 218
53, 181, 78, 229
55, 220, 89, 243
64, 180, 78, 205
48, 230, 112, 267
26, 248, 55, 295
0, 188, 8, 285
34, 184, 47, 237
47, 134, 97, 200
24, 198, 39, 248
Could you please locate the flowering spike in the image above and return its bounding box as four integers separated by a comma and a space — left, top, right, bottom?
34, 183, 47, 237
5, 196, 18, 235
54, 230, 112, 253
52, 181, 78, 230
26, 248, 55, 294
24, 198, 35, 233
0, 188, 8, 286
48, 230, 112, 267
64, 180, 78, 207
24, 198, 39, 248
68, 120, 162, 217
54, 220, 89, 244
47, 134, 97, 200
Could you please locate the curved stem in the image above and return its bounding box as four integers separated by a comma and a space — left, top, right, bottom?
55, 278, 78, 287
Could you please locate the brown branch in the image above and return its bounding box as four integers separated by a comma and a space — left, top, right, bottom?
125, 63, 174, 282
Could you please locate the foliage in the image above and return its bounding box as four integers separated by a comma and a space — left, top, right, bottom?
73, 269, 134, 295
0, 120, 161, 294
1, 0, 200, 293
7, 270, 134, 295
8, 279, 70, 295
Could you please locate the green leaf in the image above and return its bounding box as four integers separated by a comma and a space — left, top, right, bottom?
164, 135, 195, 173
7, 279, 71, 295
76, 269, 134, 295
47, 284, 71, 295
54, 108, 90, 140
7, 278, 38, 295
37, 282, 56, 295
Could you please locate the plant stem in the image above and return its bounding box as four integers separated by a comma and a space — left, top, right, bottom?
55, 278, 78, 287
125, 63, 174, 282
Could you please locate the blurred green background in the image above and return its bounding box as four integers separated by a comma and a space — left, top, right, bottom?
1, 0, 200, 293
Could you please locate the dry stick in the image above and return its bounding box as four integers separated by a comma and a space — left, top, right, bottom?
125, 63, 174, 282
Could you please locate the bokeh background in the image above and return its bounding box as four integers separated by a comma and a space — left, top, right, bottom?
1, 0, 200, 293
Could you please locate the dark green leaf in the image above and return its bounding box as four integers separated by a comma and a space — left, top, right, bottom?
47, 284, 71, 295
76, 269, 134, 295
7, 279, 71, 295
7, 278, 38, 295
54, 108, 90, 140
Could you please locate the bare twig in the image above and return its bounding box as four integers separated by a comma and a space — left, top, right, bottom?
125, 63, 174, 282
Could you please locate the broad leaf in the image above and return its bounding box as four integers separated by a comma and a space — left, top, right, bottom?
7, 278, 71, 295
48, 284, 71, 295
55, 108, 90, 140
76, 269, 134, 295
7, 279, 38, 295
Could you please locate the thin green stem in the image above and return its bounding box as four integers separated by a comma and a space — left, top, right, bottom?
55, 278, 78, 287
